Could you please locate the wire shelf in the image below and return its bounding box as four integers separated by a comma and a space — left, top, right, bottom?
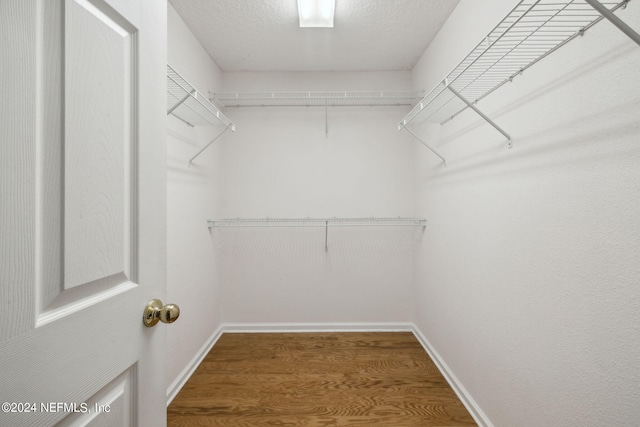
207, 217, 427, 228
167, 64, 235, 130
212, 91, 425, 108
399, 0, 630, 129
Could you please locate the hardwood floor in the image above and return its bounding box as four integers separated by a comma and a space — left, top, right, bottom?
167, 332, 476, 426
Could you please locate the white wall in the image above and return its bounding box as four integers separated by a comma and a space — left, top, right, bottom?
216, 71, 419, 326
166, 3, 228, 396
411, 1, 640, 426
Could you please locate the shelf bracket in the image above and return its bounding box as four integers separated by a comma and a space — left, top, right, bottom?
167, 89, 196, 117
188, 126, 231, 165
325, 104, 329, 138
585, 0, 640, 47
402, 127, 447, 165
446, 86, 512, 148
325, 220, 328, 252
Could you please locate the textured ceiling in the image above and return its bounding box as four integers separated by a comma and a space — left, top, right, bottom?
169, 0, 460, 72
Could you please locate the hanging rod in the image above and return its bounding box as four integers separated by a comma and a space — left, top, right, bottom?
207, 217, 427, 228
398, 0, 632, 156
211, 91, 425, 108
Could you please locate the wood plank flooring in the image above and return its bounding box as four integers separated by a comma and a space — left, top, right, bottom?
167, 332, 476, 426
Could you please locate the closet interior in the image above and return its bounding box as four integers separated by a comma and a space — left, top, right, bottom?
166, 0, 640, 425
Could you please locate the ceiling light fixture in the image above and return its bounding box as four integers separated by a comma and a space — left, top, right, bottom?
297, 0, 335, 28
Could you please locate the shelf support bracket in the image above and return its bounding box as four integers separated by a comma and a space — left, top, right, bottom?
167, 89, 196, 116
189, 126, 231, 165
325, 104, 329, 138
585, 0, 640, 46
446, 86, 512, 148
325, 220, 329, 252
402, 127, 446, 165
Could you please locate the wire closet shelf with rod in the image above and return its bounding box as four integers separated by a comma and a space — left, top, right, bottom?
210, 91, 425, 108
167, 64, 236, 164
207, 217, 428, 252
210, 91, 425, 137
398, 0, 638, 164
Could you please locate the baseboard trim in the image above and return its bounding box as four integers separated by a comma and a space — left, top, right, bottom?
166, 324, 224, 405
410, 325, 493, 427
222, 322, 414, 333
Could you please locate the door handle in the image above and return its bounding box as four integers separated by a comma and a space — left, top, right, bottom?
143, 299, 180, 327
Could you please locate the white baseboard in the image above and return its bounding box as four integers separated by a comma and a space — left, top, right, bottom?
410, 325, 493, 427
222, 322, 414, 333
166, 324, 224, 405
166, 321, 492, 427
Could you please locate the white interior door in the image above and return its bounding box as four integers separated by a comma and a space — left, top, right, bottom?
0, 0, 167, 426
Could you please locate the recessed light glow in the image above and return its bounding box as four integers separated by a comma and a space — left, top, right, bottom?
297, 0, 335, 28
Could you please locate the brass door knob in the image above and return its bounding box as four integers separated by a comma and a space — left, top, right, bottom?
143, 299, 180, 327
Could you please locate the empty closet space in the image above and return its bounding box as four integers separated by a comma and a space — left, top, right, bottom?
166, 1, 640, 426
